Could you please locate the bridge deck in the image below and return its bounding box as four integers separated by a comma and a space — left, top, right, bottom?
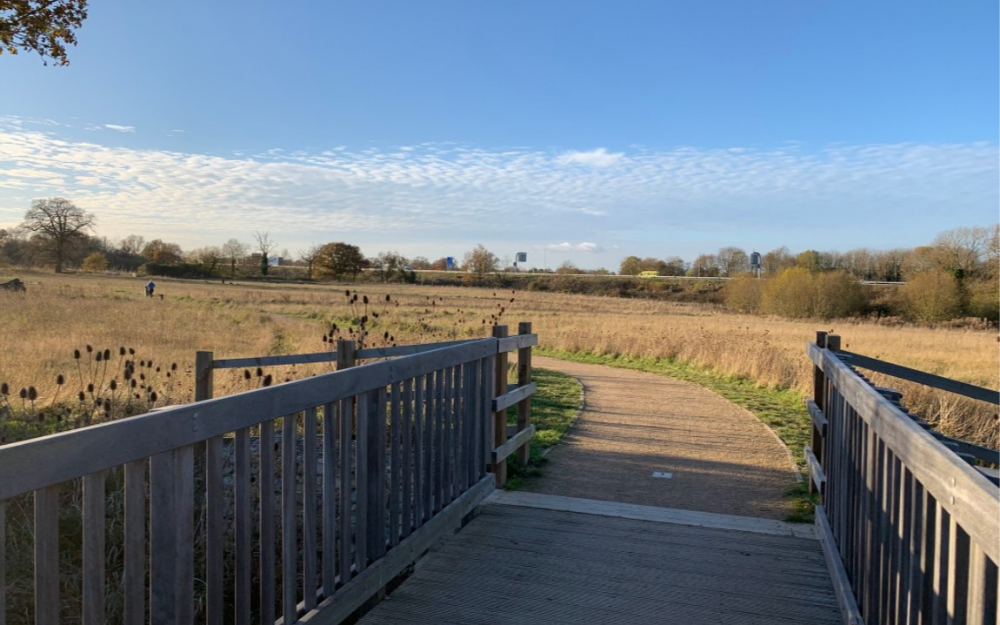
358, 492, 844, 625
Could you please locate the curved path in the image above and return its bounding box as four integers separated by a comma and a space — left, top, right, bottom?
528, 357, 800, 520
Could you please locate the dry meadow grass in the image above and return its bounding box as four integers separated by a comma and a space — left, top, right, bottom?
1, 271, 997, 446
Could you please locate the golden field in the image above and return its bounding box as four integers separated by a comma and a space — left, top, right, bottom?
1, 271, 997, 446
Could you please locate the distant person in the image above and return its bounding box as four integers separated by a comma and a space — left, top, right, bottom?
145, 280, 156, 297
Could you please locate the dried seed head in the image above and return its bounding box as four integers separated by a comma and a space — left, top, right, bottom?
150, 391, 158, 402
19, 388, 27, 399
385, 294, 391, 302
87, 383, 94, 393
73, 349, 81, 359
120, 346, 126, 356
244, 370, 251, 380
86, 345, 93, 353
130, 379, 137, 388
56, 374, 65, 385
0, 382, 7, 395
103, 349, 111, 360
256, 367, 263, 377
78, 391, 86, 402
171, 363, 177, 371
110, 380, 118, 391
345, 290, 351, 297
363, 295, 369, 304
129, 348, 135, 355
262, 374, 273, 387
95, 352, 103, 362
28, 387, 37, 401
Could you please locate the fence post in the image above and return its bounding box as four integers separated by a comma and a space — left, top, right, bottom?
195, 351, 214, 402
516, 322, 533, 466
336, 340, 357, 371
491, 325, 509, 487
810, 332, 827, 495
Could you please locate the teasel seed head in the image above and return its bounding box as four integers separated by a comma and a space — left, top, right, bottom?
28, 387, 37, 401
56, 374, 64, 385
73, 349, 81, 359
19, 388, 27, 399
86, 345, 93, 353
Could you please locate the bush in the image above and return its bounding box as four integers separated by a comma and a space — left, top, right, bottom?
723, 275, 762, 313
81, 252, 108, 273
965, 278, 999, 324
901, 271, 962, 323
813, 271, 865, 319
761, 268, 815, 318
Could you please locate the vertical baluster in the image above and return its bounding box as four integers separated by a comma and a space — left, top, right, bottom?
389, 383, 401, 547
303, 407, 318, 612
402, 378, 414, 538
435, 370, 445, 513
259, 422, 276, 625
367, 388, 387, 559
123, 460, 145, 625
355, 393, 369, 570
932, 505, 951, 623
443, 366, 453, 505
322, 401, 337, 596
282, 413, 299, 625
82, 471, 106, 625
947, 518, 971, 624
339, 397, 353, 583
234, 427, 252, 624
206, 435, 224, 625
34, 485, 59, 625
420, 374, 432, 523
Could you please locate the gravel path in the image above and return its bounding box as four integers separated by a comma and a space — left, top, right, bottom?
527, 356, 799, 520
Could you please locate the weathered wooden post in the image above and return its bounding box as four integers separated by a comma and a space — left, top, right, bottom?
491, 325, 509, 487
195, 350, 214, 402
809, 332, 827, 495
336, 339, 357, 371
516, 322, 533, 467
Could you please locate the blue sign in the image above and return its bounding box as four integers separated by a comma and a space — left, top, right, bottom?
446, 257, 455, 270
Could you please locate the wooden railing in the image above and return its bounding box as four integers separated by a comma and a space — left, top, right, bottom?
806, 332, 999, 625
0, 324, 536, 624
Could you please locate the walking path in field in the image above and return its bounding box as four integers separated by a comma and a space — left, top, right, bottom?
528, 356, 800, 520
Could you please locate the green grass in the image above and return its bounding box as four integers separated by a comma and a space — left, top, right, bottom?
504, 367, 583, 489
533, 347, 818, 522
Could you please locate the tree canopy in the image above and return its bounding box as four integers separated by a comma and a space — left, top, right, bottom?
1, 0, 88, 65
20, 197, 94, 272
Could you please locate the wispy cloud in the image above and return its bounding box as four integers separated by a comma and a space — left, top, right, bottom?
104, 124, 136, 133
545, 241, 605, 253
0, 116, 996, 262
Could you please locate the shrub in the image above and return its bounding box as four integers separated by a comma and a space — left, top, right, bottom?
723, 275, 762, 313
81, 252, 108, 273
761, 268, 815, 318
813, 271, 865, 319
901, 271, 962, 323
965, 278, 999, 324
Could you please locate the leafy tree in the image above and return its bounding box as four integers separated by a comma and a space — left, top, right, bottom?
556, 260, 582, 274
141, 239, 183, 265
900, 271, 962, 323
81, 251, 107, 272
410, 256, 431, 270
372, 250, 408, 282
221, 238, 247, 278
19, 197, 95, 272
0, 0, 88, 65
618, 256, 641, 276
688, 254, 719, 277
187, 246, 222, 276
463, 244, 499, 277
252, 231, 277, 276
761, 246, 795, 275
315, 242, 365, 280
662, 256, 686, 276
429, 257, 449, 270
716, 246, 749, 276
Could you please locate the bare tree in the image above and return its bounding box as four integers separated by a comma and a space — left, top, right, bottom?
221, 238, 247, 278
463, 244, 499, 277
118, 234, 145, 255
298, 244, 322, 280
252, 231, 277, 276
19, 197, 95, 272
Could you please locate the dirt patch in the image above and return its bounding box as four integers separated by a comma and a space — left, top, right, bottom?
528, 357, 799, 520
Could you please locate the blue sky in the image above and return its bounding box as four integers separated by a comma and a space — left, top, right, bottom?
1, 0, 997, 269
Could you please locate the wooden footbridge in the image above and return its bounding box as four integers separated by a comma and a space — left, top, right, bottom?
0, 325, 996, 624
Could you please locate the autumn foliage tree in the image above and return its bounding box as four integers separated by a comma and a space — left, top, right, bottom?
315, 242, 366, 280
0, 0, 88, 65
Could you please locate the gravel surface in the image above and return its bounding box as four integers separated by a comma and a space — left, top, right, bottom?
527, 356, 799, 520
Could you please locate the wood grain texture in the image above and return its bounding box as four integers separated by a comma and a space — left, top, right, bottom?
123, 459, 145, 625
82, 471, 106, 625
34, 485, 59, 625
303, 407, 319, 611
205, 435, 224, 625
259, 422, 276, 625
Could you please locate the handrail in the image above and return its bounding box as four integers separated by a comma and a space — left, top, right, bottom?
807, 333, 999, 625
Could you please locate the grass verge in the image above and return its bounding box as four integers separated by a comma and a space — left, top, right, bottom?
533, 347, 818, 522
504, 367, 583, 490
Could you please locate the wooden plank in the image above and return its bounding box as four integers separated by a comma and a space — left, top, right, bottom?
482, 356, 495, 484
298, 475, 495, 625
443, 367, 453, 506
491, 325, 509, 487
805, 446, 826, 496
303, 407, 319, 611
807, 398, 828, 439
34, 485, 59, 625
964, 544, 996, 625
454, 365, 465, 496
932, 505, 951, 623
356, 338, 473, 360
175, 445, 195, 625
491, 382, 537, 413
947, 517, 971, 624
906, 479, 926, 625
212, 350, 339, 369
195, 350, 214, 401
356, 393, 369, 570
82, 471, 106, 625
414, 375, 426, 527
837, 351, 1000, 405
822, 350, 1000, 563
389, 383, 401, 547
234, 428, 252, 623
493, 425, 537, 464
123, 460, 145, 625
432, 369, 443, 514
0, 338, 499, 501
283, 413, 299, 625
150, 448, 194, 625
338, 397, 353, 584
368, 388, 387, 559
516, 322, 533, 467
461, 363, 474, 491
205, 435, 224, 625
259, 421, 276, 625
322, 402, 337, 597
401, 378, 414, 538
0, 501, 4, 625
497, 333, 538, 353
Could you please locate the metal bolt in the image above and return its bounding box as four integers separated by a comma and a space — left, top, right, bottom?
950, 495, 956, 505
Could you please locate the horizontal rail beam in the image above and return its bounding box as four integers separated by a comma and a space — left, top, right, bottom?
806, 399, 827, 439
356, 339, 474, 360
804, 446, 825, 495
212, 351, 338, 369
497, 334, 538, 353
837, 350, 999, 405
492, 425, 536, 464
492, 382, 537, 413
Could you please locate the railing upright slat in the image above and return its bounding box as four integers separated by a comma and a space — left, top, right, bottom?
389, 383, 401, 547
303, 406, 318, 612
932, 504, 951, 623
235, 427, 252, 624
432, 370, 443, 514
355, 393, 369, 571
443, 367, 454, 506
338, 397, 353, 584
401, 378, 414, 538
368, 388, 387, 559
206, 435, 224, 625
259, 422, 276, 625
82, 471, 106, 625
322, 401, 337, 596
123, 459, 145, 625
282, 413, 299, 625
415, 375, 427, 528
34, 485, 59, 625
